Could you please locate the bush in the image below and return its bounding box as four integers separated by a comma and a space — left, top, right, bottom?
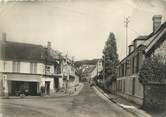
139, 55, 166, 84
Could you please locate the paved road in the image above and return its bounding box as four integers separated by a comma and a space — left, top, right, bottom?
0, 83, 135, 117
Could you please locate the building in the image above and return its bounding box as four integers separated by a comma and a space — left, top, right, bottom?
90, 59, 103, 84
112, 15, 166, 105
0, 33, 68, 96
60, 56, 79, 91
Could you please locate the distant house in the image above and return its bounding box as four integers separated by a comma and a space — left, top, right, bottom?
112, 15, 166, 105
60, 56, 79, 90
0, 35, 60, 96
80, 65, 95, 82
90, 59, 103, 83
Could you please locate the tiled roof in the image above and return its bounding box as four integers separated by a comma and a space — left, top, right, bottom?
118, 21, 166, 65
142, 21, 166, 48
1, 40, 45, 62
0, 40, 61, 64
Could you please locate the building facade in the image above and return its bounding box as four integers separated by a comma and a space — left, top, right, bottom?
0, 37, 60, 96
0, 35, 79, 97
112, 15, 166, 105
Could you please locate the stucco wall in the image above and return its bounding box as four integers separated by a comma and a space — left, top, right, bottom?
115, 76, 143, 105
1, 60, 13, 72
0, 60, 54, 75
20, 62, 30, 73
37, 63, 44, 74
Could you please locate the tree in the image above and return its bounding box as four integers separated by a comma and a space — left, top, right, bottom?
103, 32, 119, 84
139, 55, 166, 84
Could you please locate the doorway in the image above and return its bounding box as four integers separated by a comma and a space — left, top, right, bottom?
45, 81, 50, 95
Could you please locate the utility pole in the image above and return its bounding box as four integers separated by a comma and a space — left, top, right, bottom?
124, 17, 129, 56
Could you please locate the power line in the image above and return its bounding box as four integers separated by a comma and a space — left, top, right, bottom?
128, 27, 141, 35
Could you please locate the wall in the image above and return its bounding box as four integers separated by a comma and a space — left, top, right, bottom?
43, 77, 55, 94
0, 60, 13, 72
144, 84, 166, 111
20, 62, 30, 73
0, 60, 50, 75
115, 75, 143, 105
0, 74, 3, 96
0, 61, 3, 72
37, 63, 45, 74
91, 67, 97, 78
59, 77, 64, 88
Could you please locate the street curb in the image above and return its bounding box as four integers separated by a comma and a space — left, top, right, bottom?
93, 86, 151, 117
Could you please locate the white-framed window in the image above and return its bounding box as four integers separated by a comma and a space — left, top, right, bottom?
45, 65, 51, 74
30, 62, 37, 74
12, 61, 20, 72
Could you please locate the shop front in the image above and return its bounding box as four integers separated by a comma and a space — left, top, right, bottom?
6, 73, 41, 96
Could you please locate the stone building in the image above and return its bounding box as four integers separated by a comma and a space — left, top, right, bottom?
0, 34, 78, 97
60, 56, 79, 91
112, 15, 166, 106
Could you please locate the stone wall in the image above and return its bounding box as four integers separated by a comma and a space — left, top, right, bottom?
143, 84, 166, 111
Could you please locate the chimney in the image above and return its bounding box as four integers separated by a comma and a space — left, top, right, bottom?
128, 45, 134, 54
47, 41, 51, 49
152, 15, 162, 33
2, 32, 6, 41
47, 41, 52, 55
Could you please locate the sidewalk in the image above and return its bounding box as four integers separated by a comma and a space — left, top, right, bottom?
94, 85, 152, 117
0, 83, 84, 99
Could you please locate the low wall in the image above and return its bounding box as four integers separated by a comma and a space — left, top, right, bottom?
112, 75, 144, 105
117, 92, 143, 105
143, 84, 166, 111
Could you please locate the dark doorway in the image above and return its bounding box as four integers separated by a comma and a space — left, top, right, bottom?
29, 82, 37, 96
54, 78, 59, 89
45, 81, 50, 95
10, 81, 37, 96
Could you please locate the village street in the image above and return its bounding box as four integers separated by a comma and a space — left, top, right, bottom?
0, 83, 135, 117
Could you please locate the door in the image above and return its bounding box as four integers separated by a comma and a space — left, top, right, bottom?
45, 81, 50, 95
54, 78, 59, 90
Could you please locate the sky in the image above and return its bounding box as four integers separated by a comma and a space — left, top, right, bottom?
0, 0, 166, 61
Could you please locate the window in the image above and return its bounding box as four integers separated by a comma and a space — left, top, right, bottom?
132, 78, 135, 95
45, 65, 51, 74
30, 63, 37, 74
12, 61, 20, 72
136, 53, 140, 73
125, 61, 127, 76
132, 57, 135, 74
123, 80, 125, 93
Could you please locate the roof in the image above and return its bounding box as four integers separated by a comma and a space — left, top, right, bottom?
142, 21, 166, 47
0, 40, 60, 64
144, 21, 166, 54
134, 35, 148, 41
82, 65, 96, 74
118, 21, 166, 65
